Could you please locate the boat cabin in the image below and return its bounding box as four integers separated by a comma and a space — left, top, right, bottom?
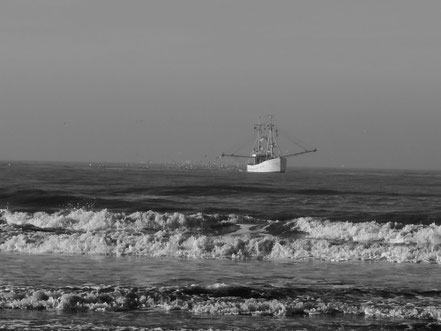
248, 153, 273, 165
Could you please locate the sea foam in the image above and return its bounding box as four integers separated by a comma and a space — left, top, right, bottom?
0, 284, 440, 322
1, 209, 440, 263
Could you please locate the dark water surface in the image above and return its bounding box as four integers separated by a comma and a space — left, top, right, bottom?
1, 161, 441, 330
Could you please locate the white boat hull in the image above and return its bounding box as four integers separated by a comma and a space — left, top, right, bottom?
247, 157, 287, 173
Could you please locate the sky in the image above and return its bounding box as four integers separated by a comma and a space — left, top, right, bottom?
1, 1, 441, 170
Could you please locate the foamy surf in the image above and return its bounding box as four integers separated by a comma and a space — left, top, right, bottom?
1, 208, 440, 263
0, 283, 440, 322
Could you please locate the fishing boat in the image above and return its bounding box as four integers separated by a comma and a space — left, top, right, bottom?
222, 115, 316, 173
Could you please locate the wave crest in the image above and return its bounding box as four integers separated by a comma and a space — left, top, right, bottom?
1, 284, 440, 322
1, 209, 441, 263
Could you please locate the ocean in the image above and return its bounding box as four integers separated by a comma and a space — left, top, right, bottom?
0, 161, 440, 330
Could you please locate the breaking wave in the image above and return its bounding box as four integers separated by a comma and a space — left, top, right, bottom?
0, 283, 440, 322
1, 208, 441, 263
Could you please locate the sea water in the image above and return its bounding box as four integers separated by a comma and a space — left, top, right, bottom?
0, 162, 441, 330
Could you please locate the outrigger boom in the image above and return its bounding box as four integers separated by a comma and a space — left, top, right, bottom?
221, 153, 250, 158
222, 149, 317, 159
282, 148, 317, 158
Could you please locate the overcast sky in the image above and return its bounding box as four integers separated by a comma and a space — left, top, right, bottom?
1, 1, 441, 169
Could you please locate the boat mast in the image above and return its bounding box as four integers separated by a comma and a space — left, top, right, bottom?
254, 117, 263, 155
265, 115, 279, 158
268, 115, 274, 157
